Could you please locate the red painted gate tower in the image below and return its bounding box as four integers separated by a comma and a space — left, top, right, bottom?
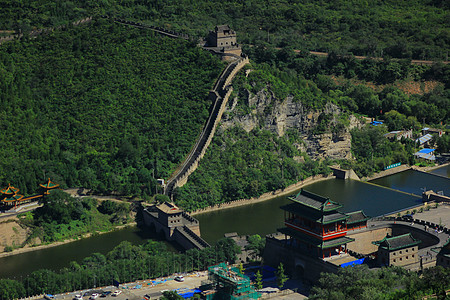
278, 189, 355, 259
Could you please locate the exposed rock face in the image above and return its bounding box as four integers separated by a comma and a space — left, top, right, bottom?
0, 220, 30, 252
220, 87, 364, 160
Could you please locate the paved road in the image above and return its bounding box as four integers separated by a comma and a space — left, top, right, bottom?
0, 202, 41, 220
48, 273, 208, 300
42, 272, 309, 300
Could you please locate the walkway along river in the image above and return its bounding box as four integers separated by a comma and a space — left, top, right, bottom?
2, 168, 443, 279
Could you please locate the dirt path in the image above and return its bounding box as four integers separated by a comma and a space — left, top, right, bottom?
64, 188, 131, 204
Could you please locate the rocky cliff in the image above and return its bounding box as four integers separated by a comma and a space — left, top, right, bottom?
220, 87, 364, 160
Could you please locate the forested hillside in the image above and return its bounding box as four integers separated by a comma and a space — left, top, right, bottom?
1, 0, 448, 60
0, 19, 222, 196
1, 2, 448, 207
174, 48, 449, 210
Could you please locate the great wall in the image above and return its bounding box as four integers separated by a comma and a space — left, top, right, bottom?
164, 57, 250, 196
0, 17, 93, 45
1, 16, 447, 198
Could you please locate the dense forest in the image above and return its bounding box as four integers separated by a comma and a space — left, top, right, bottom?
1, 1, 449, 61
173, 53, 448, 208
0, 238, 240, 299
0, 1, 448, 205
174, 127, 330, 211
310, 265, 450, 300
0, 19, 222, 196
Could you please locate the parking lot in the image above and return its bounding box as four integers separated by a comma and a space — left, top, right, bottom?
46, 272, 208, 300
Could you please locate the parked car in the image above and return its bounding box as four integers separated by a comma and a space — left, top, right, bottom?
90, 294, 99, 299
74, 295, 83, 300
100, 291, 111, 297
111, 290, 122, 297
175, 275, 185, 282
44, 295, 55, 300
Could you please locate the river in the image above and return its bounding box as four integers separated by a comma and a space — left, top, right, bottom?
195, 179, 420, 243
0, 226, 175, 279
370, 169, 450, 196
0, 168, 447, 279
428, 164, 450, 178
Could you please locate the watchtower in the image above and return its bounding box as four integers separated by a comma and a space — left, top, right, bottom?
205, 25, 242, 59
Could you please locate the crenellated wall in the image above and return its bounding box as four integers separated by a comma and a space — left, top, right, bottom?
164, 57, 249, 195
0, 17, 93, 45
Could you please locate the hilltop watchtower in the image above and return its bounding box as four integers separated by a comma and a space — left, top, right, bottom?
205, 25, 242, 59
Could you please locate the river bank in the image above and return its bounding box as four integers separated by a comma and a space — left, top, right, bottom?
361, 164, 411, 181
0, 222, 137, 258
191, 174, 333, 216
192, 162, 450, 216
360, 162, 450, 182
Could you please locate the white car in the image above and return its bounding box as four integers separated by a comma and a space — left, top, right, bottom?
111, 290, 122, 297
73, 295, 83, 300
175, 275, 185, 282
90, 294, 99, 299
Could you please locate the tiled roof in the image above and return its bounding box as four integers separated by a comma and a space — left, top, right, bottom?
289, 189, 342, 211
346, 210, 370, 224
1, 183, 19, 195
278, 227, 354, 249
39, 178, 60, 189
157, 202, 182, 214
322, 236, 355, 249
373, 233, 421, 251
216, 25, 232, 32
2, 194, 24, 202
322, 212, 349, 224
439, 240, 450, 257
432, 239, 450, 258
281, 203, 348, 224
414, 148, 436, 161
415, 134, 432, 145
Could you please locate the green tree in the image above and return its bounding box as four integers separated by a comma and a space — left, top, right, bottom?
245, 234, 266, 260
161, 291, 183, 300
0, 279, 25, 300
276, 263, 288, 289
254, 270, 263, 290
238, 263, 245, 275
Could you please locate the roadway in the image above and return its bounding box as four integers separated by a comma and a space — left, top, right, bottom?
46, 272, 208, 300
39, 272, 309, 300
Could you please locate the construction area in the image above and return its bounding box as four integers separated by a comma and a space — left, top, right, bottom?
200, 263, 260, 300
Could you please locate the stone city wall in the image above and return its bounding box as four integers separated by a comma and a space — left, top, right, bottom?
165, 57, 249, 194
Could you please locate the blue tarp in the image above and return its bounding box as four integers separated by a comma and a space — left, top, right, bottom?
151, 279, 168, 285
418, 148, 435, 154
341, 258, 366, 268
178, 288, 202, 298
246, 265, 276, 281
